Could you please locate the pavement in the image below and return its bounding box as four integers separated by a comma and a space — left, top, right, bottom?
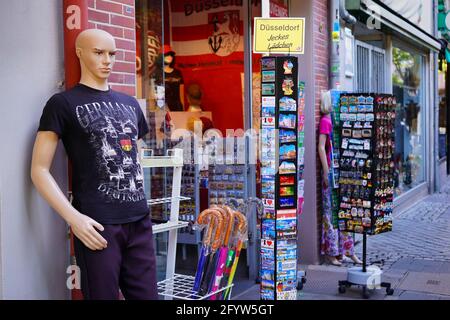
231, 179, 450, 300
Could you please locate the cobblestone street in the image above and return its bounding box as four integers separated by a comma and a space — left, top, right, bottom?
355, 191, 450, 270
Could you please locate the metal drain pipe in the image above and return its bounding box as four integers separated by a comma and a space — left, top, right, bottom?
330, 0, 357, 89
340, 0, 357, 25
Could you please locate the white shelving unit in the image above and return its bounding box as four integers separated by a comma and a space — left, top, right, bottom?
142, 148, 234, 300
141, 148, 189, 285
157, 274, 233, 300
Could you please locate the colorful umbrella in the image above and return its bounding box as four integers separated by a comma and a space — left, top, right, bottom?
198, 207, 224, 296
222, 209, 247, 300
209, 205, 235, 299
215, 205, 238, 298
192, 208, 221, 296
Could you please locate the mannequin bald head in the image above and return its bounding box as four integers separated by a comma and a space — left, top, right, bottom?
75, 29, 117, 87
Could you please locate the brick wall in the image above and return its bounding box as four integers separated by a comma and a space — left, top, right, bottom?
88, 0, 136, 96
313, 0, 330, 255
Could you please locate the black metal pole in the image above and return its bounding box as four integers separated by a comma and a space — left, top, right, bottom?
362, 231, 367, 273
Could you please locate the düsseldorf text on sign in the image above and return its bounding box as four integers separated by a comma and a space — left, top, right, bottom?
253, 18, 306, 54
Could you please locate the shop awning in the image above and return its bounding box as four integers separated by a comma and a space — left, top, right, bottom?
346, 0, 441, 52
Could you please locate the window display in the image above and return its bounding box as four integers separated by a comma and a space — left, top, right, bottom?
392, 47, 425, 196
135, 0, 277, 285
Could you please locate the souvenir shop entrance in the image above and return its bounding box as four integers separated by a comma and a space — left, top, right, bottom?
135, 0, 290, 282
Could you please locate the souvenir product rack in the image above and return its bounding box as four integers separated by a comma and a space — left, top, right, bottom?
168, 135, 201, 247
330, 90, 343, 227
207, 135, 258, 279
336, 94, 396, 298
141, 149, 229, 300
260, 56, 299, 300
206, 132, 247, 210
337, 94, 395, 235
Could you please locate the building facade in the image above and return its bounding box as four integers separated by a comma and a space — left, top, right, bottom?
0, 0, 442, 299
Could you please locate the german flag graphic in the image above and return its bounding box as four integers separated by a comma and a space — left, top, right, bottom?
120, 139, 132, 152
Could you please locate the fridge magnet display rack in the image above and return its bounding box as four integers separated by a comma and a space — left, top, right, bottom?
335, 94, 396, 299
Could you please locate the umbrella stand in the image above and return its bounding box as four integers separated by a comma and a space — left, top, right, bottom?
223, 210, 247, 300
217, 205, 239, 297
198, 208, 224, 296
192, 209, 221, 296
209, 205, 235, 300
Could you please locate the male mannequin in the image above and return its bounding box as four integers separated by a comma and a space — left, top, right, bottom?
30, 29, 158, 300
186, 83, 203, 112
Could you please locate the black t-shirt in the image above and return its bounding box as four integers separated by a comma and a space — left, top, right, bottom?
38, 83, 150, 224
164, 68, 184, 112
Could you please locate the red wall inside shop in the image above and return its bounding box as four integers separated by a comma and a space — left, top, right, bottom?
167, 0, 263, 134
180, 67, 244, 132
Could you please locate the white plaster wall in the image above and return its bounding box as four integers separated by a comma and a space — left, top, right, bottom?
0, 0, 69, 299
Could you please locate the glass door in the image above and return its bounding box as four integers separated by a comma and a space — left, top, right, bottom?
135, 0, 170, 282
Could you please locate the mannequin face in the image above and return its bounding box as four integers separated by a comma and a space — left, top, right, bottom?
76, 29, 117, 81
164, 55, 173, 65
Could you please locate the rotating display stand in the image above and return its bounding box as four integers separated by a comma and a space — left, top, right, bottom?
141, 148, 233, 300
338, 232, 393, 299
260, 56, 299, 300
335, 94, 396, 299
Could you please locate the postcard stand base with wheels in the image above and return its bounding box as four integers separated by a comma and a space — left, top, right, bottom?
338, 232, 393, 299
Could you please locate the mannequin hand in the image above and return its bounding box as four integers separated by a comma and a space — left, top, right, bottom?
69, 214, 108, 251
323, 171, 329, 188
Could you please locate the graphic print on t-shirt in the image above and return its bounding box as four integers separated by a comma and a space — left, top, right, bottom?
76, 101, 145, 203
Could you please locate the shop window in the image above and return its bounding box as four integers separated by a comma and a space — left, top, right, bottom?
135, 0, 273, 281
135, 0, 168, 282
392, 46, 426, 196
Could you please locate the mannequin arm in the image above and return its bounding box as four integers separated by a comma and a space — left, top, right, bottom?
30, 131, 107, 250
318, 133, 330, 187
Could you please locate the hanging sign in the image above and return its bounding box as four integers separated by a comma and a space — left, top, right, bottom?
253, 18, 306, 54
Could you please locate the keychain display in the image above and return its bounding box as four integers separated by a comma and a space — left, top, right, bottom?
209, 155, 246, 209
372, 95, 396, 234
260, 56, 299, 300
337, 94, 395, 235
178, 163, 197, 234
